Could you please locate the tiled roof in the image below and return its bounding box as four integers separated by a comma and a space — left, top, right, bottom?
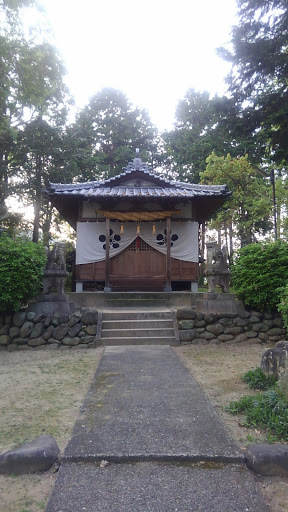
46, 157, 231, 228
47, 157, 230, 200
47, 183, 229, 199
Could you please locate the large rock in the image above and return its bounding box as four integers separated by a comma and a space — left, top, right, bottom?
246, 330, 258, 338
258, 332, 269, 341
251, 323, 269, 332
218, 334, 234, 342
53, 324, 69, 340
9, 326, 20, 339
85, 325, 97, 336
200, 331, 216, 340
62, 337, 80, 346
176, 308, 196, 320
30, 322, 45, 339
178, 320, 195, 330
245, 444, 288, 476
14, 337, 29, 345
267, 328, 284, 336
276, 341, 288, 351
273, 316, 284, 328
28, 337, 46, 347
26, 311, 36, 322
206, 324, 224, 336
20, 321, 34, 338
233, 317, 248, 327
59, 314, 70, 324
0, 435, 60, 474
219, 317, 233, 326
0, 325, 9, 335
33, 313, 46, 324
0, 335, 10, 346
250, 315, 261, 324
204, 313, 217, 324
69, 324, 82, 337
179, 329, 196, 342
68, 313, 81, 327
223, 326, 243, 336
43, 315, 52, 328
43, 325, 54, 341
195, 320, 206, 328
261, 347, 287, 378
80, 308, 98, 325
80, 335, 96, 344
13, 311, 26, 327
233, 333, 248, 342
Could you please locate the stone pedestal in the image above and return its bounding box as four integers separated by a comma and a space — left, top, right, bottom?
196, 293, 246, 315
27, 294, 75, 315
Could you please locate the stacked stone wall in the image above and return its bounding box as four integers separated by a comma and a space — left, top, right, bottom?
177, 308, 286, 344
0, 308, 98, 351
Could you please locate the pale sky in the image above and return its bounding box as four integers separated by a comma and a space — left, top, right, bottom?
30, 0, 237, 131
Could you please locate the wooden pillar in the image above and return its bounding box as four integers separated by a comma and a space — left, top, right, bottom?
104, 217, 111, 291
165, 217, 172, 292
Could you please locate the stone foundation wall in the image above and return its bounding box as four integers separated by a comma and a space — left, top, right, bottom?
177, 308, 286, 344
0, 308, 98, 351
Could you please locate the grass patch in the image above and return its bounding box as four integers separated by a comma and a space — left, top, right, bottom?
227, 385, 288, 441
242, 367, 277, 390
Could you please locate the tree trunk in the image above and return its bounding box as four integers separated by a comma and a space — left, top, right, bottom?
229, 223, 234, 262
32, 154, 42, 243
217, 228, 221, 245
199, 222, 206, 285
42, 201, 54, 246
32, 198, 41, 243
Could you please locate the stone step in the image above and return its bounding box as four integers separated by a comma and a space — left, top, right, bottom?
101, 337, 178, 345
98, 308, 178, 345
102, 319, 173, 329
105, 299, 167, 307
105, 292, 171, 300
101, 328, 175, 338
101, 310, 172, 321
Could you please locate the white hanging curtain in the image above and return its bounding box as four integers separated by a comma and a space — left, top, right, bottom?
76, 221, 199, 265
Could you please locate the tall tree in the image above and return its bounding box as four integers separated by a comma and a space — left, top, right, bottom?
70, 88, 159, 181
0, 0, 72, 241
15, 118, 70, 242
162, 89, 260, 184
200, 153, 273, 252
218, 0, 288, 169
0, 0, 37, 212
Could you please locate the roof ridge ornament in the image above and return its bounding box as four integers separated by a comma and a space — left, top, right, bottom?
133, 148, 141, 171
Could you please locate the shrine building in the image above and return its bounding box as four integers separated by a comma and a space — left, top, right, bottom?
46, 154, 230, 293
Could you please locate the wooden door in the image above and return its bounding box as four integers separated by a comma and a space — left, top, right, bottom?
110, 237, 166, 290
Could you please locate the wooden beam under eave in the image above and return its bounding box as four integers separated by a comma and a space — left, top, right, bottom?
164, 216, 172, 292
104, 217, 111, 292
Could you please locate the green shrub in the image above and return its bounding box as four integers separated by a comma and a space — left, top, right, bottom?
231, 240, 288, 311
227, 388, 288, 441
242, 367, 277, 390
277, 284, 288, 330
0, 236, 47, 312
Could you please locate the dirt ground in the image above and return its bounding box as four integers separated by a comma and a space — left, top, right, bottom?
0, 348, 104, 512
0, 342, 287, 512
176, 342, 288, 512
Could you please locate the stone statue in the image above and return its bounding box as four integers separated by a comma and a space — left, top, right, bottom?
205, 241, 230, 293
26, 242, 75, 315
43, 243, 68, 295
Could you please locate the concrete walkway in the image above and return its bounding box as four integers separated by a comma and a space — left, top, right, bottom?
46, 346, 270, 512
